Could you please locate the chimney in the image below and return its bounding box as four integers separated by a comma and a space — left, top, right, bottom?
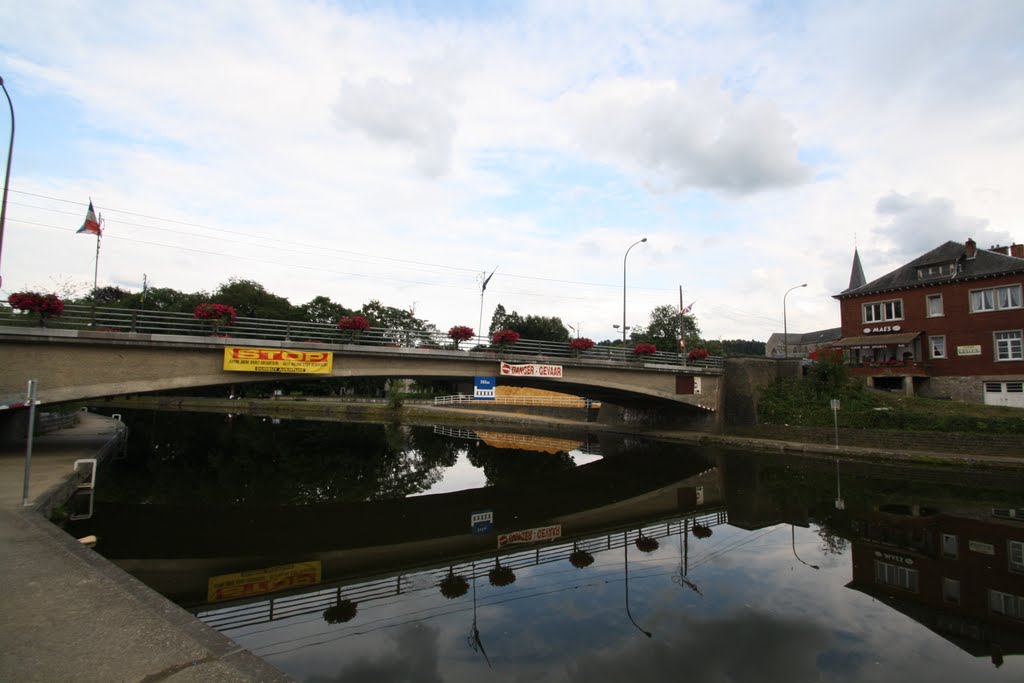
965, 238, 977, 259
1012, 244, 1024, 259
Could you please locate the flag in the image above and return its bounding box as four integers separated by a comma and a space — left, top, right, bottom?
77, 201, 102, 236
681, 301, 695, 314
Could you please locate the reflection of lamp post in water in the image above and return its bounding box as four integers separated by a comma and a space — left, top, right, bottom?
624, 532, 652, 637
466, 561, 492, 668
672, 518, 703, 596
791, 525, 820, 570
835, 459, 845, 510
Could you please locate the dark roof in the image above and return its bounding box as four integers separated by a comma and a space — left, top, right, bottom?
836, 240, 1024, 299
798, 327, 842, 344
848, 248, 866, 290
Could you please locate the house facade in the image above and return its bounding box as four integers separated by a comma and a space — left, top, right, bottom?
765, 327, 842, 359
832, 239, 1024, 407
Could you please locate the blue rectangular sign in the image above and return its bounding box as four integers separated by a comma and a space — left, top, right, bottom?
471, 509, 494, 535
474, 376, 496, 401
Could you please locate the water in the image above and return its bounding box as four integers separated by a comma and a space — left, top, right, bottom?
68, 409, 1024, 681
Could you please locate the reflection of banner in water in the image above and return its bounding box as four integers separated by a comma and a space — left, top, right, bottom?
474, 431, 583, 454
207, 560, 322, 603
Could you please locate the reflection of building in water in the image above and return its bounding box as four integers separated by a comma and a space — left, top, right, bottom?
847, 504, 1024, 663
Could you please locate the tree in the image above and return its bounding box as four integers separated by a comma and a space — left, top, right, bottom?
88, 286, 132, 305
632, 304, 700, 352
139, 286, 208, 313
361, 300, 438, 346
298, 296, 353, 325
487, 304, 569, 342
212, 278, 294, 319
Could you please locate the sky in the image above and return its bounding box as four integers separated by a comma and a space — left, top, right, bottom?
1, 1, 1022, 342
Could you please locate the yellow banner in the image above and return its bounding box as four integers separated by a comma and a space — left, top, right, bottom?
223, 347, 333, 374
207, 560, 322, 603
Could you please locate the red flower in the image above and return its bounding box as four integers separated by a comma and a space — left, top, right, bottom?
491, 329, 520, 346
337, 315, 370, 331
687, 348, 709, 361
633, 343, 657, 355
447, 325, 475, 342
193, 303, 237, 324
7, 291, 65, 321
569, 337, 595, 352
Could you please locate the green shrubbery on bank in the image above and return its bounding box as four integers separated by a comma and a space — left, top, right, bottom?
758, 357, 1024, 435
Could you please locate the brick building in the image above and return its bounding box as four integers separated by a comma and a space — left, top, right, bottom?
848, 504, 1024, 663
831, 239, 1024, 406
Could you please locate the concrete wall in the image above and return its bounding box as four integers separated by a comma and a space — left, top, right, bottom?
721, 357, 801, 428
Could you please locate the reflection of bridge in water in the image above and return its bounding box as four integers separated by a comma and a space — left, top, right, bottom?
196, 510, 729, 633
432, 425, 602, 456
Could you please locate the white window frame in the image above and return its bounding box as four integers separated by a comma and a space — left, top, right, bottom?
926, 294, 944, 317
930, 335, 946, 359
989, 589, 1024, 620
1011, 540, 1024, 573
970, 284, 1022, 313
874, 560, 919, 592
863, 299, 904, 324
994, 330, 1023, 361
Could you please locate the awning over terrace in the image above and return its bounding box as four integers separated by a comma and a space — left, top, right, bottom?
831, 332, 921, 349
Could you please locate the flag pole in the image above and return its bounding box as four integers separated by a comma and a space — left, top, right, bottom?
93, 213, 101, 292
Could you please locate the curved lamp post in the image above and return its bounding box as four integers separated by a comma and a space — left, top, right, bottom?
782, 283, 807, 359
624, 533, 652, 637
622, 238, 647, 345
791, 525, 820, 570
0, 75, 15, 290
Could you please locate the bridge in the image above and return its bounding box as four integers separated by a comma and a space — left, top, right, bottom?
0, 304, 724, 415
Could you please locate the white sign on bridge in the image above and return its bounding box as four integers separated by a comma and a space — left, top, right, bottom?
499, 362, 563, 378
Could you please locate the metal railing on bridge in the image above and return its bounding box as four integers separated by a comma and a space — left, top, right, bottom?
1, 303, 723, 370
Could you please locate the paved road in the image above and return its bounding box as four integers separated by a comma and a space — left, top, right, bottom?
0, 411, 291, 682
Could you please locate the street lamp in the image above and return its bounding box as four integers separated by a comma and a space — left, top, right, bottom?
624, 533, 652, 637
622, 238, 647, 345
791, 525, 820, 570
782, 283, 807, 359
0, 75, 15, 290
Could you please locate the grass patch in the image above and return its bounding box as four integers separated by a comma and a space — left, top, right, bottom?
758, 358, 1024, 434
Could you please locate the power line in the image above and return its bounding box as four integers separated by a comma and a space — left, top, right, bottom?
7, 188, 672, 292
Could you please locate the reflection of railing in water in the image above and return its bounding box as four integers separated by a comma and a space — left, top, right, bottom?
195, 509, 729, 632
432, 425, 601, 455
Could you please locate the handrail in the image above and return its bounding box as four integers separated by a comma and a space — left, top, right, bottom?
0, 303, 724, 370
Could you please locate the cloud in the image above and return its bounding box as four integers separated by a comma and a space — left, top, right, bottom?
566, 609, 837, 682
561, 79, 809, 194
335, 77, 457, 178
873, 191, 1012, 259
308, 623, 443, 683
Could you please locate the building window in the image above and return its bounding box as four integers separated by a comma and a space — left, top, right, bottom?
917, 263, 955, 280
942, 533, 958, 559
863, 299, 903, 323
970, 284, 1022, 313
943, 578, 961, 605
989, 589, 1024, 620
875, 560, 919, 592
1011, 540, 1024, 573
994, 330, 1023, 361
930, 336, 946, 359
926, 294, 943, 317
